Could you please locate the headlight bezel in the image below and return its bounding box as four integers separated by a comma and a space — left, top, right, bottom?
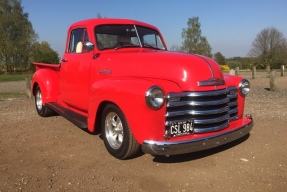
239, 79, 250, 97
145, 86, 165, 110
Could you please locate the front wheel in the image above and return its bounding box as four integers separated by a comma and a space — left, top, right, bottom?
101, 104, 140, 159
34, 85, 54, 117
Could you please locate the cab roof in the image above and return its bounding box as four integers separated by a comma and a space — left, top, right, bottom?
70, 18, 158, 31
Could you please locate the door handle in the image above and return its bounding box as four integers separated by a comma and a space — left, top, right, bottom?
61, 58, 68, 62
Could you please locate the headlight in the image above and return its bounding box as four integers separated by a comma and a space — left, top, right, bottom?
145, 86, 165, 110
239, 79, 250, 96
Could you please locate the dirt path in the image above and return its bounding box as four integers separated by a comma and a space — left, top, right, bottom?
0, 73, 286, 191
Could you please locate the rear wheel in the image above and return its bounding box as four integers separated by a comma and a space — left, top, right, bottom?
101, 104, 140, 159
34, 85, 54, 117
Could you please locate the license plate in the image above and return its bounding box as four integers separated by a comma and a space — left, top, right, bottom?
170, 120, 194, 137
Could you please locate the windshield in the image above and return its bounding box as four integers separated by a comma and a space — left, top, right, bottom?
94, 24, 166, 50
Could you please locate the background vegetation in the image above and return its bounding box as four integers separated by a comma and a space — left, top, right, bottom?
0, 73, 32, 82
0, 0, 59, 74
176, 17, 287, 70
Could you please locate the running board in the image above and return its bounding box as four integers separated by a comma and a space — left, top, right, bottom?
46, 102, 88, 129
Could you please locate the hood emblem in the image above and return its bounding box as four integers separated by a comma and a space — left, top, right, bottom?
198, 78, 225, 86
99, 69, 112, 74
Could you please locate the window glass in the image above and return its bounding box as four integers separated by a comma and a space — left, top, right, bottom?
68, 28, 90, 53
68, 28, 84, 53
94, 24, 166, 50
95, 25, 139, 50
136, 26, 166, 50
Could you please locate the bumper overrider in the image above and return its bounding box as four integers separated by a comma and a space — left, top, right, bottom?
142, 119, 253, 156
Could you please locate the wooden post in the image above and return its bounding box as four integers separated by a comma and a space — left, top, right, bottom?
229, 69, 235, 75
266, 65, 270, 77
25, 77, 32, 98
270, 70, 277, 91
235, 67, 239, 76
281, 65, 284, 77
252, 66, 256, 79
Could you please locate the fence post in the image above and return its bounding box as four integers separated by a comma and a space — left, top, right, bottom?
25, 76, 32, 98
235, 67, 239, 76
266, 65, 270, 77
281, 65, 284, 77
229, 69, 235, 75
252, 66, 256, 79
270, 69, 277, 91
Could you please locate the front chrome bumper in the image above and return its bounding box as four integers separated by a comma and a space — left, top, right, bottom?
141, 120, 253, 156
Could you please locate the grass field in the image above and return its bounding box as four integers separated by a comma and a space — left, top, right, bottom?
0, 92, 26, 99
0, 74, 33, 82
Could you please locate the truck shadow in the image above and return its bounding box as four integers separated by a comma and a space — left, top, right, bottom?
151, 134, 250, 163
78, 126, 250, 162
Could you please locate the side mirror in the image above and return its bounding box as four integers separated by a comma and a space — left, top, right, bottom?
84, 41, 95, 52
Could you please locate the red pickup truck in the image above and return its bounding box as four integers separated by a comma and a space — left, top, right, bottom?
32, 18, 253, 159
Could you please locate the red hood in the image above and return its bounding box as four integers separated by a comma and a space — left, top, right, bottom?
97, 49, 225, 91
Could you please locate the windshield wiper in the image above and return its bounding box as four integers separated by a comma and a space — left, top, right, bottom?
114, 44, 140, 50
143, 43, 164, 50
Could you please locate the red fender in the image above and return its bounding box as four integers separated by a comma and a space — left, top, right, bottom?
32, 68, 60, 105
87, 77, 181, 143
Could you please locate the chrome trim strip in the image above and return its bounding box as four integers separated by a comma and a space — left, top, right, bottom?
167, 98, 229, 107
227, 86, 237, 91
142, 120, 253, 156
193, 114, 229, 124
167, 88, 228, 98
165, 118, 193, 126
227, 94, 237, 99
228, 108, 238, 115
229, 116, 238, 121
166, 106, 229, 117
228, 101, 238, 107
99, 69, 112, 74
198, 78, 225, 86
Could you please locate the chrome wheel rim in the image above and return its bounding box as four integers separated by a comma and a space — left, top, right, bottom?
36, 89, 42, 111
105, 112, 124, 149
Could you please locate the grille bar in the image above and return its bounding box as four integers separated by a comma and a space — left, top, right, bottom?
166, 106, 229, 117
167, 88, 228, 98
167, 98, 229, 107
228, 101, 238, 107
193, 113, 230, 124
229, 108, 238, 115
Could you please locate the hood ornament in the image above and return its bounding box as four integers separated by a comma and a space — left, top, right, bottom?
198, 78, 225, 86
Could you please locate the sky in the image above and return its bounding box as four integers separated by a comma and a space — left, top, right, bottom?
21, 0, 287, 58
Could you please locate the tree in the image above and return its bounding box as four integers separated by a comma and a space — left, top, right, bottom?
169, 45, 180, 51
249, 27, 287, 69
96, 13, 106, 18
180, 17, 212, 57
226, 60, 242, 70
214, 52, 226, 64
31, 41, 59, 65
0, 0, 37, 72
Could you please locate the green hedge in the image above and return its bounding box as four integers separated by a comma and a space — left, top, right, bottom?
0, 74, 33, 82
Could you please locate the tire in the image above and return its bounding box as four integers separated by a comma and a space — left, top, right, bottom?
34, 85, 54, 117
101, 104, 140, 159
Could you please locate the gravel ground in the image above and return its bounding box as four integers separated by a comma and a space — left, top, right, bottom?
0, 81, 27, 94
0, 72, 286, 192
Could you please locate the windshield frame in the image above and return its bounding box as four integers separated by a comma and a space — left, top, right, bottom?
94, 24, 167, 51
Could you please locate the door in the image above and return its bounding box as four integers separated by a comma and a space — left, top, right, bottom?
60, 27, 92, 112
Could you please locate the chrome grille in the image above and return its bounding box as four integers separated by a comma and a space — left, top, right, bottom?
166, 87, 238, 134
